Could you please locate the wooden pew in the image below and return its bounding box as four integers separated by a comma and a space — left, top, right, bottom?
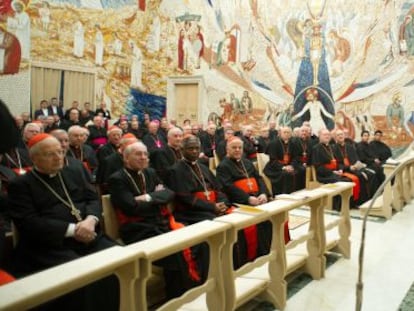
0, 246, 143, 311
359, 153, 414, 219
256, 152, 273, 196
293, 182, 353, 258
128, 220, 230, 311
1, 183, 356, 311
182, 182, 354, 311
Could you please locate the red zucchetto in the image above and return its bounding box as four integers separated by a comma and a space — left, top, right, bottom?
28, 133, 52, 148
121, 133, 136, 139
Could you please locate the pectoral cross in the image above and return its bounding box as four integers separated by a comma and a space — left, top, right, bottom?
205, 191, 210, 200
71, 207, 82, 222
247, 181, 253, 191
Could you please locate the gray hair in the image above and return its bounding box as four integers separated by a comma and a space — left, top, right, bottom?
123, 141, 147, 158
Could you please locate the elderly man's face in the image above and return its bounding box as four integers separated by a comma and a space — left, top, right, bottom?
319, 129, 331, 144
53, 132, 70, 153
69, 130, 84, 147
226, 140, 243, 160
108, 131, 122, 145
168, 131, 183, 148
335, 130, 345, 144
125, 144, 149, 171
280, 128, 292, 141
243, 127, 253, 137
182, 139, 200, 162
24, 126, 40, 141
32, 139, 64, 174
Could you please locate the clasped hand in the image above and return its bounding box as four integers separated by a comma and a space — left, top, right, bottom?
74, 217, 97, 243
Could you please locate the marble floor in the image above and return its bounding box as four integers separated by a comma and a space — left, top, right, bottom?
239, 199, 414, 311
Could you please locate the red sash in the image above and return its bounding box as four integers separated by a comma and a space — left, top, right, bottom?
344, 157, 350, 167
194, 191, 258, 260
279, 154, 291, 165
233, 178, 259, 194
284, 222, 291, 244
82, 161, 92, 173
0, 269, 15, 286
232, 179, 261, 260
115, 208, 143, 226
160, 206, 201, 282
12, 166, 31, 176
117, 205, 200, 282
342, 172, 360, 201
247, 152, 257, 159
193, 190, 217, 203
324, 159, 337, 170
300, 155, 308, 164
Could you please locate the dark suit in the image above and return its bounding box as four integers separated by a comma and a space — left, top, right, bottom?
8, 164, 119, 310
33, 108, 49, 120
95, 108, 111, 119
48, 105, 64, 119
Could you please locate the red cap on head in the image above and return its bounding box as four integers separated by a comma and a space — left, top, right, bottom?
121, 133, 136, 140
28, 133, 52, 148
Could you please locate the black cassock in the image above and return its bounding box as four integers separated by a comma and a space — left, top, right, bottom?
216, 157, 272, 264
96, 152, 123, 194
369, 140, 392, 164
109, 167, 207, 298
333, 142, 378, 205
199, 133, 216, 158
96, 142, 117, 164
67, 144, 98, 174
312, 142, 354, 210
312, 143, 350, 184
142, 133, 167, 154
150, 145, 182, 183
8, 164, 119, 311
216, 157, 270, 203
264, 138, 304, 194
356, 141, 385, 184
166, 159, 230, 224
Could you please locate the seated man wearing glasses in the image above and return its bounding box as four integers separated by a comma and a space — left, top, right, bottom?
8, 133, 119, 310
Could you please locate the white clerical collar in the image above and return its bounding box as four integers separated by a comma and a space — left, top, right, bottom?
184, 158, 197, 165
34, 166, 58, 178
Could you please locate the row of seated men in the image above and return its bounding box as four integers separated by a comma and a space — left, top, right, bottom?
0, 118, 392, 309
266, 126, 392, 208
0, 130, 279, 310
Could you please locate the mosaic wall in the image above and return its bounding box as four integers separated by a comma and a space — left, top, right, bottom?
1, 0, 414, 151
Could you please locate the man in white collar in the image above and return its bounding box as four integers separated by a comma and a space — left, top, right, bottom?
8, 133, 119, 310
